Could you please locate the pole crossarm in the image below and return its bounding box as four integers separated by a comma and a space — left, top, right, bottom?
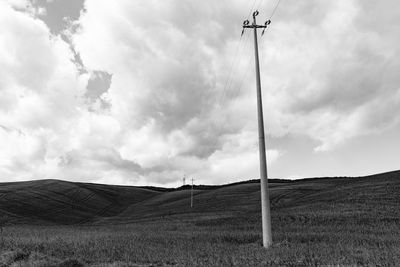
243, 25, 267, 29
241, 11, 272, 36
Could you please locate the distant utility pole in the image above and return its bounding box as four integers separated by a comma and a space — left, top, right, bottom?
242, 10, 273, 248
190, 177, 194, 208
183, 175, 186, 186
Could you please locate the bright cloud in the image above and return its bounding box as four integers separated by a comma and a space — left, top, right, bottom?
0, 0, 399, 185
261, 0, 400, 151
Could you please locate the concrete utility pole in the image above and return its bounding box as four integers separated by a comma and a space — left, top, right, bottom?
242, 10, 273, 248
190, 177, 194, 208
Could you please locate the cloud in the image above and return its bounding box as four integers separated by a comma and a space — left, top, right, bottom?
85, 70, 112, 110
194, 131, 282, 184
0, 2, 90, 181
30, 0, 85, 34
0, 0, 399, 185
260, 0, 400, 151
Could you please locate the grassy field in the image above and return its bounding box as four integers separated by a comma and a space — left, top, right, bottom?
0, 171, 399, 266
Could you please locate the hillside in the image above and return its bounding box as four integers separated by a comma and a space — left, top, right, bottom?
0, 170, 399, 226
0, 179, 158, 224
0, 171, 399, 266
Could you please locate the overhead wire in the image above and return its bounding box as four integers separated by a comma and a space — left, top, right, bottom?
210, 0, 285, 155
217, 0, 260, 109
213, 0, 262, 112
222, 31, 251, 102
235, 57, 252, 99
235, 0, 284, 98
207, 0, 262, 155
246, 0, 259, 21
269, 0, 282, 20
209, 0, 283, 124
256, 0, 266, 14
227, 0, 285, 101
220, 0, 266, 103
217, 31, 250, 110
199, 0, 284, 183
193, 0, 284, 183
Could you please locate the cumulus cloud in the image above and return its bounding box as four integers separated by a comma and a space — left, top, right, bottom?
0, 1, 86, 180
0, 0, 399, 185
255, 0, 400, 151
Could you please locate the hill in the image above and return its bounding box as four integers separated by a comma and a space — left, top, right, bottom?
0, 170, 399, 225
0, 179, 158, 224
0, 170, 399, 266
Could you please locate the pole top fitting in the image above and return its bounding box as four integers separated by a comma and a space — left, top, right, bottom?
253, 10, 259, 19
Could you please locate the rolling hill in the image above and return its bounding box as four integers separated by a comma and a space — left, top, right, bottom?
0, 170, 399, 226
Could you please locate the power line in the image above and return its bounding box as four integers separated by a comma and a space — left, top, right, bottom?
219, 36, 245, 105
221, 31, 251, 104
235, 55, 253, 99
206, 0, 261, 156
246, 0, 259, 20
209, 32, 250, 154
256, 0, 266, 14
225, 0, 285, 104
218, 31, 250, 109
237, 0, 285, 96
218, 0, 266, 107
269, 0, 283, 20
200, 0, 278, 170
221, 0, 285, 128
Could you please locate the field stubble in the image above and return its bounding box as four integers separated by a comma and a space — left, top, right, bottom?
1, 209, 399, 266
0, 173, 399, 266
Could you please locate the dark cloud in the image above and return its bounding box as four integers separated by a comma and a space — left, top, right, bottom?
59, 147, 141, 171
140, 58, 216, 132
59, 147, 170, 179
85, 70, 112, 110
2, 0, 400, 185
31, 0, 84, 34
289, 43, 390, 114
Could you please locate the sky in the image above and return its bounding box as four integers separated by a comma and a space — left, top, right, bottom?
0, 0, 399, 187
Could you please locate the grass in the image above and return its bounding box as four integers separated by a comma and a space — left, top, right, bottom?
1, 210, 399, 266
0, 170, 399, 266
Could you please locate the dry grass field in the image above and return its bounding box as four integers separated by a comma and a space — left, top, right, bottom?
0, 171, 399, 266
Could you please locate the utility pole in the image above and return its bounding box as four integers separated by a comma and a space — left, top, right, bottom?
183, 175, 186, 186
190, 177, 194, 208
242, 10, 273, 248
